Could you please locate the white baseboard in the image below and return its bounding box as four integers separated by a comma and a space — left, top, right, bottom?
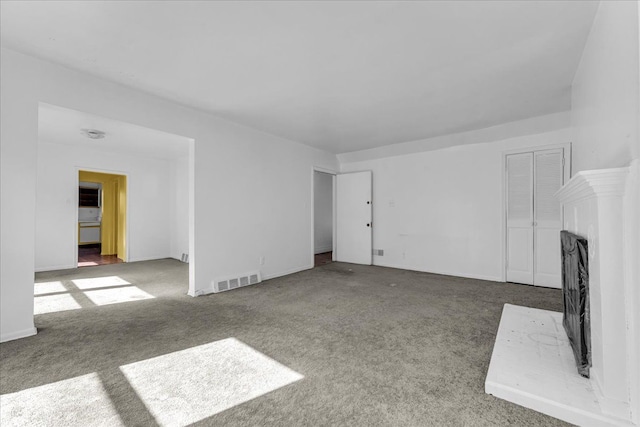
36, 255, 172, 271
190, 286, 214, 297
373, 260, 502, 283
262, 264, 313, 281
128, 255, 171, 263
1, 326, 37, 343
189, 265, 312, 297
35, 264, 76, 273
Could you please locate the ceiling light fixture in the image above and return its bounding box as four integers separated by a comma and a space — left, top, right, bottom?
80, 128, 106, 139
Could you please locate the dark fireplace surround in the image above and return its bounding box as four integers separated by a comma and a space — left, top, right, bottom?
560, 230, 591, 378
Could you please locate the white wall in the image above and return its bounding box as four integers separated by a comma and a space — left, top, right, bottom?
341, 127, 572, 282
571, 1, 639, 173
571, 1, 640, 422
314, 171, 333, 254
170, 155, 189, 261
0, 47, 338, 342
35, 141, 180, 271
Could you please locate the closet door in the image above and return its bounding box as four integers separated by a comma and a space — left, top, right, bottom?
506, 153, 534, 285
533, 149, 564, 288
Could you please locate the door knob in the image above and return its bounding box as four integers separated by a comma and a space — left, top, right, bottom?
366, 223, 371, 227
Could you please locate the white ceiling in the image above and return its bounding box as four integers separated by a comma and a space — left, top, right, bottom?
38, 103, 190, 160
2, 1, 598, 154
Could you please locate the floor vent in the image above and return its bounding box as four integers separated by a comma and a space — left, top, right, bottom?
213, 272, 262, 293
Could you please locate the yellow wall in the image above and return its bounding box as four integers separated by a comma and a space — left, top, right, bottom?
79, 171, 127, 260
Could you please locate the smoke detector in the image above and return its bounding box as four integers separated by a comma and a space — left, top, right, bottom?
80, 129, 106, 139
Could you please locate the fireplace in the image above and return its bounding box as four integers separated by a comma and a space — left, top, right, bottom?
560, 230, 590, 378
485, 166, 636, 424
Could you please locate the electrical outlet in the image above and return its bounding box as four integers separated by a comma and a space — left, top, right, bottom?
259, 256, 265, 265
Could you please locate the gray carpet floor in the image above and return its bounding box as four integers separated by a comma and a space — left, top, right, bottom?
0, 259, 570, 426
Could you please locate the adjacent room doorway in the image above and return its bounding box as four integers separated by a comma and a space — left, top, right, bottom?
504, 144, 570, 288
77, 170, 127, 267
313, 170, 335, 267
311, 168, 373, 267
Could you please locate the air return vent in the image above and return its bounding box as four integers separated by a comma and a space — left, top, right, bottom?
213, 271, 262, 293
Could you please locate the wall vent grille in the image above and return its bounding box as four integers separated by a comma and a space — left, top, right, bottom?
213, 272, 262, 293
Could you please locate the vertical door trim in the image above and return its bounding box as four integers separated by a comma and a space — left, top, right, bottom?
310, 166, 339, 269
501, 142, 571, 284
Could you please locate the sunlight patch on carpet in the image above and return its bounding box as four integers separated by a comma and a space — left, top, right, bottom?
34, 281, 66, 295
0, 373, 124, 427
72, 276, 131, 289
84, 286, 154, 306
120, 337, 304, 427
34, 293, 81, 315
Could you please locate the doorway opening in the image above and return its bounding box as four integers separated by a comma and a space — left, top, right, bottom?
313, 169, 335, 267
36, 103, 195, 295
78, 170, 127, 267
311, 168, 374, 268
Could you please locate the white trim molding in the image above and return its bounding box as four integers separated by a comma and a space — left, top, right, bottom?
555, 167, 629, 204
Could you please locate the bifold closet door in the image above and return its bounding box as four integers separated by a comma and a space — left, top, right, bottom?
506, 149, 565, 288
533, 149, 564, 288
335, 171, 372, 265
506, 153, 535, 285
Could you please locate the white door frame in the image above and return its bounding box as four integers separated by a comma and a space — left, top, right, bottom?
310, 166, 339, 268
75, 167, 130, 265
501, 142, 571, 283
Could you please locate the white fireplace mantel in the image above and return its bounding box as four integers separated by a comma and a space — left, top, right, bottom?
556, 167, 632, 422
556, 168, 629, 203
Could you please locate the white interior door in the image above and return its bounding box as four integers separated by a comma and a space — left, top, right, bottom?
506, 153, 535, 285
533, 149, 564, 288
335, 171, 372, 265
